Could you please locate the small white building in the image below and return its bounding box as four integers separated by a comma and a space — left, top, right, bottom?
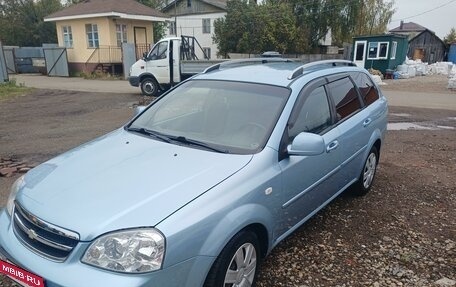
162, 0, 227, 59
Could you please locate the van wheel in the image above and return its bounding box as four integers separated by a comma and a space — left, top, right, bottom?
140, 78, 159, 96
204, 231, 260, 287
353, 146, 378, 196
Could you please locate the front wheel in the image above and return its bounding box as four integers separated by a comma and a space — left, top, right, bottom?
140, 78, 159, 96
352, 146, 379, 196
204, 231, 260, 287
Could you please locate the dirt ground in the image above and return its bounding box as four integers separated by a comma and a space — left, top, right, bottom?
0, 76, 455, 286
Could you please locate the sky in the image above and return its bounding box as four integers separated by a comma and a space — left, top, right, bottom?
388, 0, 456, 39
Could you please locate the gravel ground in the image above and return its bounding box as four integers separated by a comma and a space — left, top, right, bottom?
0, 76, 455, 287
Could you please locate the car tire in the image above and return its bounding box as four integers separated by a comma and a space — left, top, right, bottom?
140, 78, 159, 96
352, 146, 379, 196
204, 230, 260, 287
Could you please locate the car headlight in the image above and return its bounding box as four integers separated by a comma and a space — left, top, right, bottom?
6, 175, 25, 217
82, 229, 165, 273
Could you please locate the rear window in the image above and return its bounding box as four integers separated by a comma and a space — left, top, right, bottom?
327, 77, 361, 121
350, 72, 379, 106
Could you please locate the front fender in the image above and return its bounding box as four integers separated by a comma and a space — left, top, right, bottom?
199, 203, 274, 257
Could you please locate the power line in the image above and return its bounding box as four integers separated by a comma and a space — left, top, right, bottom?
391, 0, 456, 22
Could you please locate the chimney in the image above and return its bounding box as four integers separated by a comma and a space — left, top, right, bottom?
400, 20, 404, 30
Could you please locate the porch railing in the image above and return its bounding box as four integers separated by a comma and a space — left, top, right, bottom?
85, 45, 122, 65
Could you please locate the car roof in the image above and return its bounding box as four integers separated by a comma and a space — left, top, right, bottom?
194, 59, 365, 88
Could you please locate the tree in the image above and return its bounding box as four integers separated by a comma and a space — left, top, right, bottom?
213, 0, 297, 56
213, 0, 395, 55
444, 27, 456, 44
0, 0, 62, 46
137, 0, 167, 42
330, 0, 395, 46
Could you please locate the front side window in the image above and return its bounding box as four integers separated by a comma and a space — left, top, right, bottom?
85, 24, 99, 48
129, 80, 290, 154
148, 41, 168, 60
328, 77, 361, 121
116, 24, 127, 47
289, 86, 331, 140
62, 26, 73, 48
350, 72, 379, 106
202, 19, 211, 34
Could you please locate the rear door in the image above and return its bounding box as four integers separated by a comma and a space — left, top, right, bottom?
326, 73, 368, 185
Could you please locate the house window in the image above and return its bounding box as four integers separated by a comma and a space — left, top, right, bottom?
367, 41, 389, 60
85, 24, 99, 48
379, 42, 389, 59
62, 26, 73, 48
187, 0, 191, 7
116, 24, 127, 47
391, 41, 397, 59
169, 22, 176, 35
202, 19, 211, 34
203, 47, 211, 59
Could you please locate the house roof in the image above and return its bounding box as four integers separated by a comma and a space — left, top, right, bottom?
409, 30, 446, 46
45, 0, 171, 22
162, 0, 227, 13
389, 21, 427, 33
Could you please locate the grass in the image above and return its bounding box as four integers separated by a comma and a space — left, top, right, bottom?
0, 79, 32, 99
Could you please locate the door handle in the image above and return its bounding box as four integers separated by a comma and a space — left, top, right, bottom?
363, 118, 372, 127
326, 140, 339, 153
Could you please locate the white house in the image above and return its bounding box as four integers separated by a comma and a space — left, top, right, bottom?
162, 0, 227, 59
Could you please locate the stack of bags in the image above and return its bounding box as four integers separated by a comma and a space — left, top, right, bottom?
448, 65, 456, 90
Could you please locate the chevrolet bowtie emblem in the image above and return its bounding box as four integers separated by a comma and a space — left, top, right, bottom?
27, 228, 38, 240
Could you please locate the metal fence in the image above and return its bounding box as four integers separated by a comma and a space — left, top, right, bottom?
0, 42, 8, 83
44, 47, 69, 77
135, 44, 151, 60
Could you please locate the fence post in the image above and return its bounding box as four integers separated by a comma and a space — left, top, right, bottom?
0, 41, 9, 83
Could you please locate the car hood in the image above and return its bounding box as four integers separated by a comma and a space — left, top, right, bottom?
17, 129, 252, 241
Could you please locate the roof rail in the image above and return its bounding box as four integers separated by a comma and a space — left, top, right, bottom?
203, 58, 293, 74
288, 60, 357, 80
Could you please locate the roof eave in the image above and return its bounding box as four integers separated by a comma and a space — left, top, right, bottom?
44, 12, 171, 22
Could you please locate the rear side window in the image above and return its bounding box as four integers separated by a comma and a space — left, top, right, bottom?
350, 72, 379, 106
328, 77, 361, 121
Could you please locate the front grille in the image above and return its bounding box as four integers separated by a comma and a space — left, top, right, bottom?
12, 201, 80, 262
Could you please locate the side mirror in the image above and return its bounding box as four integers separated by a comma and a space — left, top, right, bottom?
142, 52, 148, 60
287, 132, 325, 156
133, 106, 147, 117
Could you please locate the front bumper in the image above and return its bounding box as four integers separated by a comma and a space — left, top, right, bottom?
0, 210, 213, 287
128, 76, 140, 87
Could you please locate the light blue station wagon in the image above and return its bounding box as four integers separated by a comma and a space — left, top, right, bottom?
0, 59, 387, 287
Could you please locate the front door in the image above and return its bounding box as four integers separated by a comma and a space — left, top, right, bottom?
146, 40, 170, 84
277, 81, 343, 239
354, 41, 367, 68
134, 27, 148, 59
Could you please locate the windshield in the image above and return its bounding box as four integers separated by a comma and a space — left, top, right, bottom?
129, 80, 290, 154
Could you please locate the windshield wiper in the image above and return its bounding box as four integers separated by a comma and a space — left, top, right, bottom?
127, 127, 171, 143
169, 136, 229, 153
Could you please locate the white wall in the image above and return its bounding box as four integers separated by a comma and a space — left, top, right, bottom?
165, 12, 226, 59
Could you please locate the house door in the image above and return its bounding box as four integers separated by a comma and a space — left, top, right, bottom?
354, 41, 367, 68
413, 48, 425, 61
134, 27, 148, 59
